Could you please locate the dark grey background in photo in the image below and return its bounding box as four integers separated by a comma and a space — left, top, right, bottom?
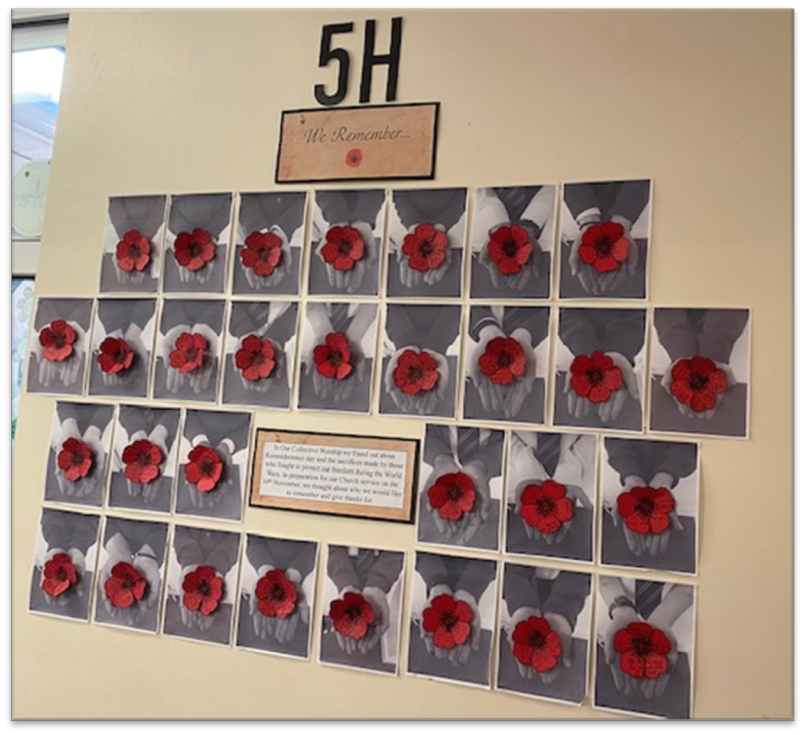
174, 409, 251, 521
506, 506, 593, 563
650, 379, 748, 437
94, 516, 169, 633
417, 493, 500, 552
100, 195, 166, 294
45, 401, 114, 508
163, 193, 233, 294
559, 238, 647, 300
601, 517, 696, 574
27, 297, 94, 396
29, 508, 100, 621
233, 192, 306, 296
236, 535, 318, 658
108, 405, 180, 514
88, 298, 157, 399
470, 250, 551, 300
298, 359, 374, 413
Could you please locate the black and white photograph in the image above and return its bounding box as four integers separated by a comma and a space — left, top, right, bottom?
407, 551, 498, 689
93, 516, 169, 633
29, 507, 100, 622
554, 307, 647, 432
497, 563, 593, 705
153, 299, 226, 402
45, 401, 114, 508
379, 303, 462, 418
505, 431, 596, 563
163, 525, 241, 647
463, 305, 550, 424
649, 307, 751, 439
307, 189, 385, 296
600, 437, 699, 575
174, 409, 251, 522
99, 195, 166, 294
417, 424, 504, 553
108, 404, 180, 514
297, 302, 378, 414
162, 193, 234, 294
470, 185, 556, 300
236, 534, 319, 660
319, 545, 405, 676
88, 298, 157, 399
559, 179, 651, 300
27, 297, 94, 396
232, 191, 307, 296
594, 575, 696, 719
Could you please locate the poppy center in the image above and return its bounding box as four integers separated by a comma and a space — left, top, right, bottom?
632, 635, 653, 657
407, 366, 423, 382
199, 459, 218, 478
189, 241, 204, 258
529, 631, 546, 649
71, 450, 86, 466
418, 238, 436, 256
635, 498, 656, 517
536, 498, 556, 516
136, 452, 153, 468
346, 604, 364, 621
440, 612, 459, 631
337, 238, 355, 256
446, 483, 466, 502
689, 372, 708, 391
594, 237, 613, 257
120, 576, 134, 590
587, 368, 604, 385
501, 239, 519, 257
185, 347, 200, 364
129, 243, 143, 259
270, 583, 287, 602
328, 349, 343, 367
498, 351, 513, 368
55, 567, 68, 581
114, 348, 128, 364
51, 332, 66, 348
197, 580, 210, 596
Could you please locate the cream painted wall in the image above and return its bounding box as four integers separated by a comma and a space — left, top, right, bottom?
12, 9, 792, 719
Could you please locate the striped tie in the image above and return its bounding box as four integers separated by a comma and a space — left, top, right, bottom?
538, 434, 562, 478
635, 580, 664, 619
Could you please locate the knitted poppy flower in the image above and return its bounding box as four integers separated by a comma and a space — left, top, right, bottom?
345, 148, 363, 168
577, 221, 630, 274
122, 439, 163, 484
427, 472, 476, 522
39, 320, 76, 362
519, 480, 575, 534
183, 445, 223, 493
116, 230, 151, 273
255, 569, 298, 619
169, 332, 207, 373
104, 561, 147, 609
614, 621, 672, 679
401, 223, 449, 272
173, 228, 216, 271
235, 334, 276, 382
478, 336, 527, 386
670, 356, 729, 413
97, 336, 134, 375
57, 437, 94, 482
313, 331, 353, 380
41, 552, 78, 597
320, 225, 366, 271
422, 593, 473, 650
241, 231, 283, 277
512, 616, 562, 673
182, 565, 224, 616
569, 351, 624, 404
392, 349, 439, 395
617, 486, 676, 535
329, 591, 375, 640
487, 225, 533, 275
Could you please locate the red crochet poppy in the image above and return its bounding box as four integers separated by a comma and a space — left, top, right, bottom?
569, 351, 624, 404
617, 486, 676, 535
116, 230, 152, 272
104, 561, 147, 609
478, 336, 527, 386
174, 228, 216, 271
670, 356, 729, 413
122, 439, 163, 484
392, 349, 439, 395
401, 223, 449, 272
97, 336, 134, 375
313, 331, 353, 380
519, 480, 575, 534
487, 225, 533, 275
345, 148, 363, 168
578, 221, 630, 274
41, 552, 78, 597
57, 437, 94, 482
427, 472, 476, 521
182, 565, 224, 616
169, 332, 207, 373
235, 334, 276, 382
614, 621, 672, 679
329, 591, 375, 640
422, 593, 473, 650
512, 616, 562, 673
241, 231, 283, 277
255, 569, 298, 619
184, 445, 223, 493
39, 320, 76, 362
320, 225, 366, 271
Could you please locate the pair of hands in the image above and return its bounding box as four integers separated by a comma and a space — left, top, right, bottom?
243, 226, 292, 289
332, 585, 390, 656
307, 350, 367, 403
662, 358, 736, 420
568, 219, 638, 295
478, 222, 542, 292
99, 536, 161, 625
178, 563, 224, 632
184, 438, 234, 511
161, 324, 217, 394
425, 456, 491, 546
53, 418, 104, 499
97, 323, 144, 387
40, 547, 85, 607
247, 565, 309, 645
395, 223, 450, 289
316, 221, 376, 294
506, 606, 574, 683
116, 424, 169, 503
384, 347, 449, 415
35, 321, 85, 389
417, 585, 480, 668
564, 352, 639, 424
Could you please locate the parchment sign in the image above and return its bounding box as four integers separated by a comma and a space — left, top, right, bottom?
275, 102, 439, 183
250, 429, 419, 522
